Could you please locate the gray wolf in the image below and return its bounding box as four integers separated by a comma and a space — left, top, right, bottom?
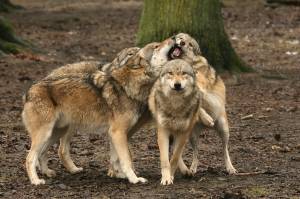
172, 33, 237, 175
22, 41, 172, 185
148, 59, 213, 185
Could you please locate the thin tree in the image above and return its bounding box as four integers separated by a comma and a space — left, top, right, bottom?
137, 0, 252, 72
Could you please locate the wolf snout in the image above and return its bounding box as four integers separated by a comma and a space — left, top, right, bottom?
174, 82, 182, 91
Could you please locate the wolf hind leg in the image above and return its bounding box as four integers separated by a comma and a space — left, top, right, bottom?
26, 122, 55, 185
39, 126, 68, 177
189, 126, 201, 174
216, 114, 237, 174
58, 127, 83, 173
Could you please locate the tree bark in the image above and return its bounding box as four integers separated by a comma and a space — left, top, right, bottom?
136, 0, 252, 72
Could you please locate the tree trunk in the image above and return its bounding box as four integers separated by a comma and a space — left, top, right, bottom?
136, 0, 252, 72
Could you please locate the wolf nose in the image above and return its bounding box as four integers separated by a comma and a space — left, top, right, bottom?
174, 83, 182, 91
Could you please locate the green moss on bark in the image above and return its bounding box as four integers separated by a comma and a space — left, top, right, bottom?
137, 0, 253, 73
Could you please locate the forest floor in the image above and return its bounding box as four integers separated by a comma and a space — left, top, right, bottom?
0, 0, 299, 198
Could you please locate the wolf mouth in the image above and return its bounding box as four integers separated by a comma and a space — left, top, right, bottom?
168, 44, 182, 60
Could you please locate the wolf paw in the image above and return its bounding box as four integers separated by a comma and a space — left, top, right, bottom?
181, 168, 194, 177
107, 168, 126, 179
44, 169, 56, 178
199, 108, 214, 127
227, 167, 238, 175
202, 115, 214, 127
69, 167, 83, 174
190, 166, 198, 175
129, 176, 148, 184
31, 178, 46, 185
160, 175, 174, 185
190, 162, 198, 175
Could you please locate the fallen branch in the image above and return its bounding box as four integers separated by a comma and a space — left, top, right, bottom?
266, 0, 300, 6
234, 170, 276, 176
241, 114, 254, 120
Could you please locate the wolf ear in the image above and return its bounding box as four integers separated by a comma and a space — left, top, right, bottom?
114, 47, 140, 66
191, 38, 201, 55
117, 49, 131, 66
138, 48, 153, 61
138, 42, 160, 61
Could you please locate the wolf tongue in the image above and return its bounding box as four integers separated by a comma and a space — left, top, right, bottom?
172, 48, 181, 57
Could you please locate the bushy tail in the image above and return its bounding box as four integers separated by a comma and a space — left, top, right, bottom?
212, 75, 226, 101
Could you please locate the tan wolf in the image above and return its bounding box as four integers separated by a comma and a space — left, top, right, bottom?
170, 33, 237, 175
22, 40, 175, 185
148, 59, 214, 185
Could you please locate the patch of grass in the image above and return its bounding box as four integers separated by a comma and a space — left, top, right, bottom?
0, 17, 30, 54
290, 197, 300, 199
244, 186, 269, 197
0, 39, 22, 54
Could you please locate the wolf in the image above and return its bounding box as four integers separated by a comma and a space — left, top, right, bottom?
22, 40, 175, 185
171, 33, 237, 175
148, 59, 214, 185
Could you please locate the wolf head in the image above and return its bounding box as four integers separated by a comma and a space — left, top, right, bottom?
159, 59, 196, 97
149, 38, 176, 67
138, 38, 179, 77
109, 41, 178, 101
174, 33, 201, 59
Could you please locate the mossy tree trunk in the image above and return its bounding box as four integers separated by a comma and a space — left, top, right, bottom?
137, 0, 252, 73
0, 1, 25, 55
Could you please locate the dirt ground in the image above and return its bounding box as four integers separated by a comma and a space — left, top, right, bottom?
0, 0, 300, 198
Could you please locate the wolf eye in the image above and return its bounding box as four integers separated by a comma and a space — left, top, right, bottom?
182, 72, 188, 76
168, 72, 173, 75
130, 65, 142, 69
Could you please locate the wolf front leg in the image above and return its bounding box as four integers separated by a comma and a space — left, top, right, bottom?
157, 126, 173, 185
170, 133, 190, 179
107, 139, 126, 179
108, 123, 147, 184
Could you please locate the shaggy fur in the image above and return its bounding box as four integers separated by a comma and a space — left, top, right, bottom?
22, 41, 171, 185
174, 33, 237, 175
148, 59, 213, 185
